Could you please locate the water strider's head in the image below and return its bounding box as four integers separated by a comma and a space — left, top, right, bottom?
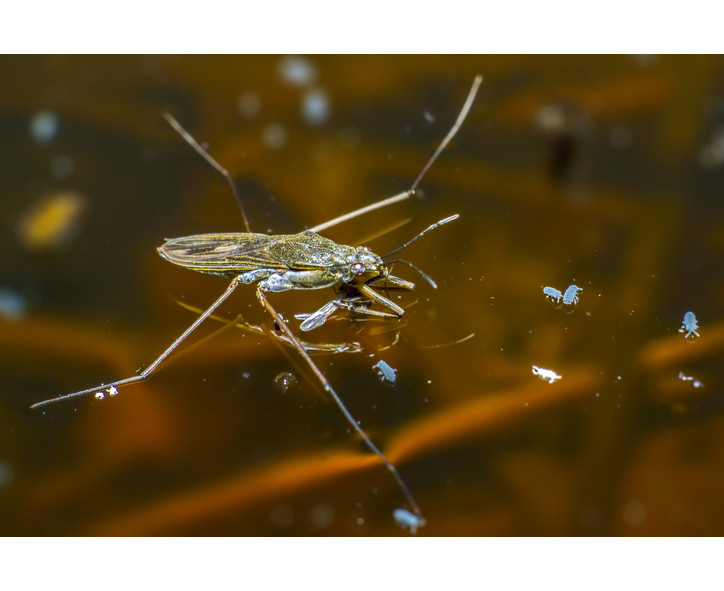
342, 244, 390, 284
341, 214, 461, 289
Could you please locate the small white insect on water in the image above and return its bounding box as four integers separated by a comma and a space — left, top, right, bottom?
562, 284, 582, 306
532, 365, 562, 384
679, 311, 700, 340
543, 286, 563, 304
542, 284, 581, 309
372, 360, 397, 384
393, 508, 424, 534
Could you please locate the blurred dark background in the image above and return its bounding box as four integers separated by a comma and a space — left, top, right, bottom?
1, 55, 723, 535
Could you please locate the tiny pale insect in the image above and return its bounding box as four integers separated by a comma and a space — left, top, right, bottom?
532, 365, 562, 384
543, 286, 563, 304
393, 507, 423, 534
562, 284, 582, 306
372, 359, 397, 384
31, 75, 484, 532
679, 311, 699, 340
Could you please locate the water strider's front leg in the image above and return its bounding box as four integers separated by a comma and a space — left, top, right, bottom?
297, 294, 400, 332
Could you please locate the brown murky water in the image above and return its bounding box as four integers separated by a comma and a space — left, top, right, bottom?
2, 55, 724, 535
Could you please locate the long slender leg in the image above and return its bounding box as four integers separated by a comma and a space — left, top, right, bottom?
165, 76, 481, 238
163, 113, 252, 233
31, 277, 242, 409
256, 286, 426, 525
297, 295, 402, 332
308, 75, 482, 234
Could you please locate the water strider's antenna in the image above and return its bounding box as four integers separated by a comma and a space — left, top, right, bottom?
382, 214, 459, 260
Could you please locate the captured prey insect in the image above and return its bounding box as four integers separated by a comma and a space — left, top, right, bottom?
31, 75, 484, 531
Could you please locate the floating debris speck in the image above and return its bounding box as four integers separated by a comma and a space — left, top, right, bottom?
678, 372, 704, 388
273, 371, 298, 393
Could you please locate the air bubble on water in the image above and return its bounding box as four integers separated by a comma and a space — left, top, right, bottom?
278, 55, 317, 86
301, 88, 330, 125
30, 110, 59, 144
0, 288, 27, 321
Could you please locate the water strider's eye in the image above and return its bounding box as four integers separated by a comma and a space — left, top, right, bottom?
350, 262, 366, 276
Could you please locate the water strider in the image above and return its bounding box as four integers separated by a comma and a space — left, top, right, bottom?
31, 75, 483, 531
